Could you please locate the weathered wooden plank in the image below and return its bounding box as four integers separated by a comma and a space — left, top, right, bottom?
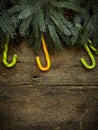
0, 62, 98, 86
0, 41, 98, 86
0, 41, 98, 130
0, 85, 98, 130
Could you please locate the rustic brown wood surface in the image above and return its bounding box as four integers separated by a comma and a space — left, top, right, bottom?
0, 41, 98, 130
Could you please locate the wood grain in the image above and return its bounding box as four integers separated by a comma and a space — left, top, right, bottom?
0, 40, 98, 86
0, 85, 98, 130
0, 40, 98, 130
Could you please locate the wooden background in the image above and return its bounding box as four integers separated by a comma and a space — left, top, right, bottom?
0, 40, 98, 130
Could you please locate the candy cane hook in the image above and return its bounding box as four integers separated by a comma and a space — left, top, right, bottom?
36, 35, 51, 71
3, 36, 17, 68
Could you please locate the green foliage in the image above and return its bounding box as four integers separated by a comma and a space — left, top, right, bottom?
0, 0, 98, 50
0, 0, 19, 36
8, 0, 85, 50
71, 0, 98, 46
0, 29, 4, 48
